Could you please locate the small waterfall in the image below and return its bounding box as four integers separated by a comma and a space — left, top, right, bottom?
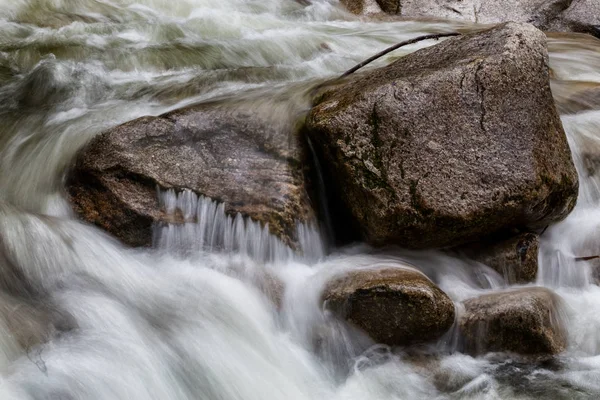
153, 189, 325, 263
537, 112, 600, 288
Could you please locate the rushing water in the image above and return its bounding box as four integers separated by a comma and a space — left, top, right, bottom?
1, 0, 600, 399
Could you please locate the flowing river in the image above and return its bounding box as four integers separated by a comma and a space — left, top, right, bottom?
1, 0, 600, 399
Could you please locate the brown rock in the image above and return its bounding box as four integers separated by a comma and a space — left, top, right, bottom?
375, 0, 400, 14
340, 0, 383, 15
459, 233, 539, 283
306, 23, 578, 249
459, 288, 567, 355
67, 101, 316, 248
340, 0, 364, 14
322, 266, 455, 346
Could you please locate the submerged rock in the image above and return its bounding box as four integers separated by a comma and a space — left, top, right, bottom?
554, 81, 600, 116
306, 23, 578, 249
0, 295, 71, 349
67, 102, 316, 249
321, 266, 455, 346
458, 233, 540, 284
459, 288, 567, 355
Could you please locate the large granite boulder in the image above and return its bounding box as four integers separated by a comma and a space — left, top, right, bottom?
67, 102, 316, 249
306, 23, 578, 249
321, 266, 455, 346
459, 288, 567, 355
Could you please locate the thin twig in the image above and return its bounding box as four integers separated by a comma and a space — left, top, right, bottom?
339, 32, 461, 78
575, 255, 600, 261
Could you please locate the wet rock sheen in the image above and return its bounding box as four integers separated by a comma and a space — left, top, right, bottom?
322, 267, 455, 346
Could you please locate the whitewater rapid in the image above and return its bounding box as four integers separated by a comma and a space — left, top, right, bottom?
0, 1, 600, 399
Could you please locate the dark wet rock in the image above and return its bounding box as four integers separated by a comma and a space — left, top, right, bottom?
375, 0, 401, 14
306, 23, 578, 249
321, 267, 455, 346
67, 102, 316, 248
458, 233, 540, 284
459, 288, 567, 355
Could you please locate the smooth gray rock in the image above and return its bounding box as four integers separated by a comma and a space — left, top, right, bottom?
306, 23, 578, 249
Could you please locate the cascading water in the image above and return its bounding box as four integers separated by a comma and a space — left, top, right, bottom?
154, 188, 324, 263
1, 0, 600, 399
